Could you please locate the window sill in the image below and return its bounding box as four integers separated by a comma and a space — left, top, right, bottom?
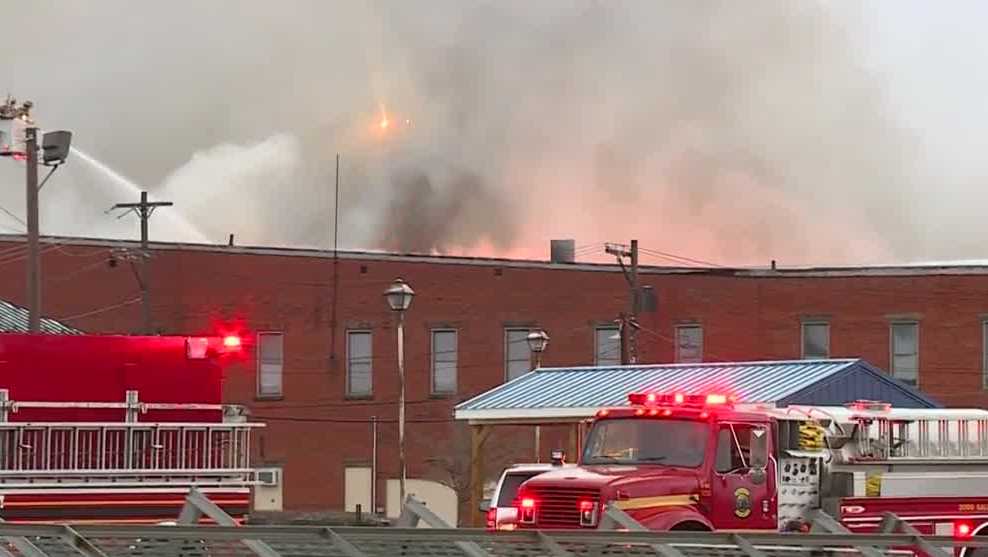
430, 392, 456, 399
344, 394, 374, 401
255, 395, 284, 402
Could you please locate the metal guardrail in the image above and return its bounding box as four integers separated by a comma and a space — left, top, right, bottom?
0, 492, 982, 557
0, 523, 986, 557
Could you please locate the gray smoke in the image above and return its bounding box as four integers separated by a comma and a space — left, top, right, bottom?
0, 1, 980, 265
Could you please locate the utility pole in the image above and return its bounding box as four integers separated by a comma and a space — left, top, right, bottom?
330, 154, 340, 362
110, 191, 173, 334
606, 240, 640, 364
0, 98, 72, 334
25, 127, 39, 333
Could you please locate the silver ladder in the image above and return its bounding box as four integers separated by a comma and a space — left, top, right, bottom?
853, 414, 988, 460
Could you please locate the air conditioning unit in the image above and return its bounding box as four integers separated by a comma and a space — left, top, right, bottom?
257, 468, 281, 487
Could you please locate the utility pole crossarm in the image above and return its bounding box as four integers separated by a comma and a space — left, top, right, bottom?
108, 191, 173, 335
110, 201, 174, 209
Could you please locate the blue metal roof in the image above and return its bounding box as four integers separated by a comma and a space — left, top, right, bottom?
0, 299, 81, 335
454, 359, 939, 422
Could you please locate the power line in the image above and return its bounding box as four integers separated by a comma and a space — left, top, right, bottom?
254, 414, 453, 424
58, 297, 142, 321
638, 247, 726, 268
0, 202, 25, 229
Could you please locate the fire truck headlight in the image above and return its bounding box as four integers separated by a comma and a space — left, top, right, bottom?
519, 498, 536, 524
579, 500, 597, 527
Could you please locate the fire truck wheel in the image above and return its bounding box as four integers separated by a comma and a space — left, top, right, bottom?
670, 521, 711, 531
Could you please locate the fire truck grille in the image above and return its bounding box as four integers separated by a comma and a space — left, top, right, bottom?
527, 486, 600, 528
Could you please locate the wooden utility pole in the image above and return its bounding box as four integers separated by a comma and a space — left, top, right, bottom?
606, 240, 640, 363
110, 191, 173, 334
25, 127, 40, 333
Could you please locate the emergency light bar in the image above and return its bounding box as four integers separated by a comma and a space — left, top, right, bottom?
628, 392, 735, 408
186, 335, 243, 359
846, 400, 892, 412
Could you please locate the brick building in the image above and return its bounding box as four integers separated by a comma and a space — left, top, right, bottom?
1, 235, 988, 519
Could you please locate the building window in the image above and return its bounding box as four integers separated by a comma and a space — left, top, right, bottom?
675, 325, 703, 363
431, 329, 457, 394
595, 326, 621, 366
257, 332, 284, 398
801, 322, 830, 359
890, 322, 918, 386
346, 331, 373, 397
505, 328, 532, 381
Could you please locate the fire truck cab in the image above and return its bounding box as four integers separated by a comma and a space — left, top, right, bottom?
515, 391, 988, 546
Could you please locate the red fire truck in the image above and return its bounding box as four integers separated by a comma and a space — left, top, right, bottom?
0, 332, 263, 524
514, 392, 988, 553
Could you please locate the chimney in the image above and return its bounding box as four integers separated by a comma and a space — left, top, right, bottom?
550, 239, 575, 264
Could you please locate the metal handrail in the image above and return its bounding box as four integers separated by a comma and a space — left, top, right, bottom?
0, 389, 252, 423
0, 523, 985, 557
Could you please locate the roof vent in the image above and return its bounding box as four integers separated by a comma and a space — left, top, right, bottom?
550, 240, 575, 264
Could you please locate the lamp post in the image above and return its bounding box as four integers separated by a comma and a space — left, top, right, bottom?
384, 277, 414, 506
527, 329, 550, 369
526, 329, 549, 461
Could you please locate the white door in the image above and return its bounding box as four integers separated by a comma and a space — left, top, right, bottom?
344, 466, 372, 513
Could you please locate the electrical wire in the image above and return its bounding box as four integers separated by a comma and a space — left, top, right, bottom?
253, 414, 454, 424
0, 203, 25, 229
57, 297, 142, 321
638, 247, 727, 268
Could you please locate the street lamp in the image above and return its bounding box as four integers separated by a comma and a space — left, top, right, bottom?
527, 329, 550, 368
526, 329, 550, 462
384, 277, 414, 506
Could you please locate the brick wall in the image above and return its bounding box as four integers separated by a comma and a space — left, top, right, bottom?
2, 238, 987, 517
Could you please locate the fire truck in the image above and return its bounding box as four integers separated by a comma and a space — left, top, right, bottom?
0, 332, 263, 524
514, 392, 988, 551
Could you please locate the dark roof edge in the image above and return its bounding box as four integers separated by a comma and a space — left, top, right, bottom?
5, 233, 988, 278
780, 359, 941, 409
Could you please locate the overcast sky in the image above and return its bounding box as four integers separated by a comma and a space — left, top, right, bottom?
1, 1, 987, 267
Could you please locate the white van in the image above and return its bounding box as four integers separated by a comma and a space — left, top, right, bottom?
483, 454, 575, 531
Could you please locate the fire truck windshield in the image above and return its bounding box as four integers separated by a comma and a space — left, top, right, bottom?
583, 418, 708, 467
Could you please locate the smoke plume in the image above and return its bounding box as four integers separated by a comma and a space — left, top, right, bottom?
0, 1, 982, 265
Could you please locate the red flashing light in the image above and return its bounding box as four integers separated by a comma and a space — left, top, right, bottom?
705, 394, 728, 405
520, 498, 535, 509
648, 408, 659, 416
578, 500, 597, 527
597, 409, 609, 417
662, 408, 672, 416
635, 408, 646, 416
222, 335, 242, 349
955, 521, 974, 538
629, 391, 735, 408
848, 400, 892, 412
